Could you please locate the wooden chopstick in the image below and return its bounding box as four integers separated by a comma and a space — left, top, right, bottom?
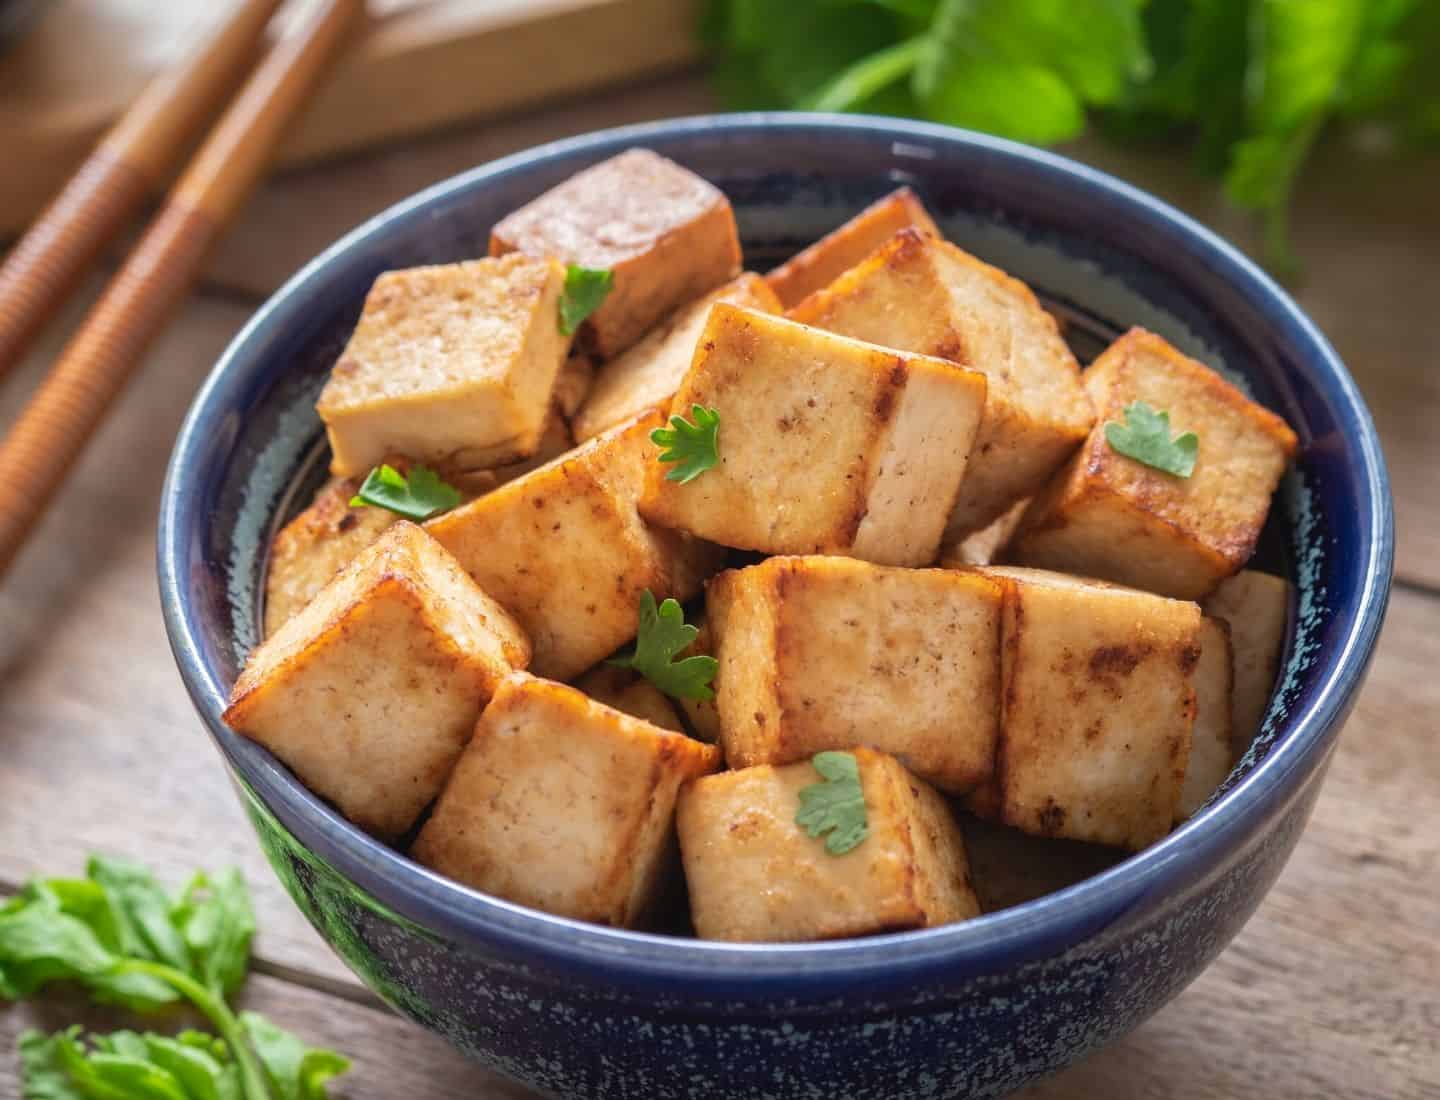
0, 0, 366, 580
0, 0, 288, 384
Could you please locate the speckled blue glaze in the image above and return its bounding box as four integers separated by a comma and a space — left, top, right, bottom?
158, 115, 1392, 1099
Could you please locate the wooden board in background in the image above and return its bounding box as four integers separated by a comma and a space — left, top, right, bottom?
0, 0, 701, 234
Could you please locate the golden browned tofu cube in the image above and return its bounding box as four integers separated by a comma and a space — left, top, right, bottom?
788, 229, 1093, 537
573, 665, 683, 732
676, 748, 980, 941
983, 566, 1203, 850
316, 255, 569, 477
764, 186, 940, 308
1013, 329, 1299, 600
426, 412, 724, 680
490, 148, 742, 358
639, 304, 987, 566
412, 673, 720, 926
707, 556, 1003, 793
224, 523, 531, 838
1178, 617, 1235, 820
448, 408, 575, 493
938, 499, 1028, 568
1203, 570, 1290, 752
572, 273, 782, 442
960, 817, 1123, 913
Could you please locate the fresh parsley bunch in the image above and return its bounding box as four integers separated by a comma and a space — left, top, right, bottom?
0, 857, 349, 1100
702, 0, 1440, 270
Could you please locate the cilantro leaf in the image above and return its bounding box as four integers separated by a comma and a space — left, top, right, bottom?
241, 1013, 351, 1100
558, 265, 614, 336
349, 464, 461, 521
795, 751, 869, 855
651, 405, 720, 484
1104, 401, 1199, 477
608, 590, 718, 702
171, 869, 256, 998
21, 1026, 241, 1100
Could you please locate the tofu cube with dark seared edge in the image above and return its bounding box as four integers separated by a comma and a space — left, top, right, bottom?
1013, 328, 1299, 600
706, 556, 1003, 794
639, 304, 987, 567
317, 255, 570, 478
412, 673, 720, 927
676, 748, 980, 942
764, 186, 941, 308
982, 566, 1204, 850
787, 228, 1093, 538
224, 522, 531, 839
490, 148, 742, 358
1203, 570, 1291, 753
1178, 616, 1235, 821
425, 411, 724, 681
572, 272, 781, 442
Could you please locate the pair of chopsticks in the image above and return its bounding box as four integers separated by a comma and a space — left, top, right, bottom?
0, 0, 366, 580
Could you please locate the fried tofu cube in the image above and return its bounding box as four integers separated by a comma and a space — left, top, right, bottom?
1013, 328, 1299, 600
490, 148, 742, 358
960, 817, 1123, 913
316, 255, 569, 477
552, 350, 596, 420
676, 748, 980, 941
788, 229, 1093, 537
983, 566, 1203, 850
1178, 617, 1235, 820
639, 304, 987, 566
224, 523, 530, 838
412, 674, 720, 927
764, 186, 941, 308
1204, 570, 1290, 752
572, 273, 782, 442
707, 556, 1003, 793
939, 499, 1028, 568
448, 407, 575, 493
573, 665, 683, 732
426, 412, 724, 681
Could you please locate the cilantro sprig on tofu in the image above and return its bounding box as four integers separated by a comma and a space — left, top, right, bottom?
349, 463, 462, 521
559, 264, 614, 336
796, 751, 869, 855
651, 404, 721, 484
1104, 401, 1199, 478
609, 590, 718, 701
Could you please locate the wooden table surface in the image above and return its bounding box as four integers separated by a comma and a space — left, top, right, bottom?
1, 75, 1437, 1098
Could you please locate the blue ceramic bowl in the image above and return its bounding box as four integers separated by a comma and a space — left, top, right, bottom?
159, 115, 1392, 1099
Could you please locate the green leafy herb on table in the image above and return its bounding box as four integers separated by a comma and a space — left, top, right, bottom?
609, 589, 718, 701
1104, 400, 1199, 477
701, 0, 1440, 269
796, 751, 869, 855
651, 404, 721, 484
559, 264, 615, 336
0, 858, 350, 1100
350, 463, 462, 521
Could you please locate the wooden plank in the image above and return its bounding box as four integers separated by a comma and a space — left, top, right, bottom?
0, 0, 701, 234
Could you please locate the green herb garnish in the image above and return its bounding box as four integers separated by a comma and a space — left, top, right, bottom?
796, 751, 869, 855
651, 404, 721, 484
1104, 400, 1199, 477
349, 464, 461, 521
608, 590, 718, 701
559, 264, 614, 336
1, 858, 349, 1100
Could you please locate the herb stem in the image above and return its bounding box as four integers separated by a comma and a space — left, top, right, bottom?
805, 36, 924, 113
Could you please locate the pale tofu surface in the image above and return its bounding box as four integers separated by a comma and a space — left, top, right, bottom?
639, 304, 986, 566
1014, 328, 1299, 599
573, 665, 683, 732
490, 148, 742, 358
425, 411, 724, 681
225, 522, 531, 838
707, 556, 1003, 793
788, 229, 1093, 536
317, 255, 569, 477
572, 273, 781, 442
1178, 617, 1235, 820
676, 748, 980, 942
981, 566, 1202, 850
764, 186, 941, 308
412, 674, 720, 927
1204, 570, 1290, 751
552, 351, 596, 421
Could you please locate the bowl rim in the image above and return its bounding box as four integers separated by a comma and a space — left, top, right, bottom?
159, 112, 1393, 993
